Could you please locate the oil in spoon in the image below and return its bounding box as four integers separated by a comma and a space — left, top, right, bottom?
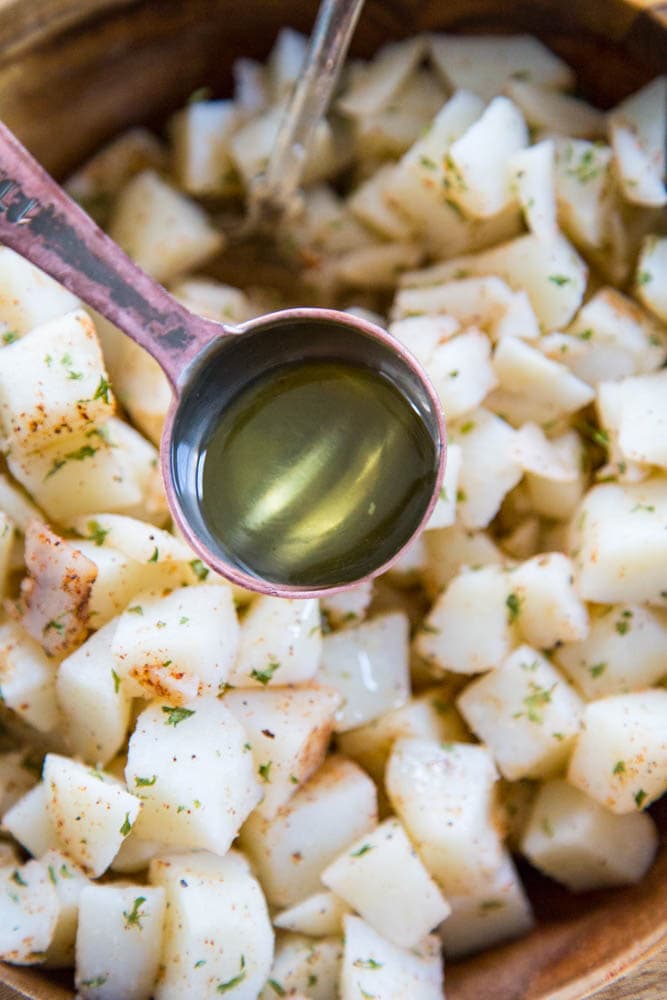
198, 358, 438, 588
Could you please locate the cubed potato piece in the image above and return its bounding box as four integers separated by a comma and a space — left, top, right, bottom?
109, 170, 223, 282
522, 428, 586, 520
425, 441, 462, 530
340, 915, 443, 1000
230, 107, 335, 188
348, 164, 417, 242
417, 565, 515, 675
317, 613, 409, 732
422, 523, 505, 597
609, 76, 667, 206
636, 235, 667, 322
0, 472, 43, 532
321, 580, 373, 629
223, 685, 340, 819
71, 513, 192, 566
240, 755, 377, 907
41, 849, 90, 968
509, 552, 588, 648
506, 79, 606, 138
0, 859, 59, 963
386, 739, 503, 894
229, 597, 321, 688
569, 477, 667, 604
337, 685, 470, 784
0, 246, 79, 336
44, 754, 141, 876
440, 849, 534, 959
105, 336, 171, 446
600, 370, 667, 469
445, 96, 528, 218
509, 139, 558, 241
75, 884, 165, 999
273, 892, 351, 937
171, 100, 239, 196
554, 139, 614, 249
353, 68, 447, 160
259, 933, 341, 1000
337, 37, 425, 117
429, 34, 574, 101
521, 779, 658, 891
556, 604, 667, 698
451, 409, 523, 528
0, 621, 59, 733
322, 818, 450, 948
172, 277, 253, 325
126, 697, 261, 853
0, 750, 37, 816
335, 241, 423, 289
267, 27, 307, 97
0, 309, 114, 455
149, 850, 273, 1000
56, 619, 132, 765
493, 336, 595, 423
424, 330, 498, 421
568, 691, 667, 813
1, 781, 59, 858
72, 539, 162, 628
457, 646, 584, 781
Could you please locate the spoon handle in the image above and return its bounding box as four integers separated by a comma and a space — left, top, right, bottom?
0, 120, 221, 386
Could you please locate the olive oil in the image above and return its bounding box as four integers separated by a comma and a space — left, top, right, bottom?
198, 359, 437, 588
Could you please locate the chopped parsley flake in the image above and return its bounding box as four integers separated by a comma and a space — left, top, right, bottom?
258, 761, 272, 782
148, 546, 159, 563
217, 956, 246, 992
250, 661, 280, 685
135, 775, 157, 787
548, 274, 571, 286
515, 682, 555, 724
635, 789, 648, 808
111, 669, 121, 694
268, 980, 287, 997
87, 520, 109, 546
589, 662, 607, 678
123, 895, 147, 929
350, 844, 373, 857
93, 375, 112, 404
189, 558, 209, 580
128, 605, 143, 615
119, 813, 133, 836
353, 958, 383, 970
506, 592, 522, 624
162, 706, 196, 726
81, 975, 108, 988
10, 869, 27, 887
1, 330, 18, 345
613, 760, 626, 775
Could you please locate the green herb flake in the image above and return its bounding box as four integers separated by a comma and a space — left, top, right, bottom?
631, 503, 655, 513
135, 775, 157, 787
515, 682, 555, 725
162, 706, 196, 727
506, 592, 522, 624
353, 958, 383, 970
258, 761, 272, 782
67, 369, 83, 380
195, 960, 207, 968
189, 558, 209, 581
637, 270, 652, 286
123, 895, 147, 929
46, 443, 98, 478
81, 975, 108, 988
589, 662, 607, 678
459, 420, 476, 434
635, 788, 648, 808
350, 843, 373, 857
419, 155, 437, 171
93, 375, 112, 404
480, 898, 505, 911
120, 812, 133, 836
268, 980, 287, 997
420, 622, 440, 635
179, 616, 190, 625
250, 661, 280, 685
1, 330, 18, 345
111, 669, 121, 694
87, 519, 109, 546
127, 605, 144, 615
577, 328, 594, 340
613, 760, 626, 775
217, 956, 246, 993
148, 546, 159, 563
308, 975, 318, 987
548, 274, 571, 286
60, 864, 73, 879
47, 864, 57, 885
289, 774, 299, 784
44, 618, 65, 634
10, 869, 27, 887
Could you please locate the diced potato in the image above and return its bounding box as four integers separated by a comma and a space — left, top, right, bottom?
322, 817, 450, 948
348, 164, 418, 242
521, 428, 586, 520
103, 337, 171, 446
56, 619, 132, 765
273, 892, 351, 937
230, 107, 335, 188
451, 409, 523, 528
422, 523, 505, 597
567, 690, 667, 813
386, 739, 503, 894
0, 859, 59, 964
509, 139, 558, 240
554, 138, 614, 249
109, 170, 223, 283
521, 779, 658, 891
125, 697, 261, 853
425, 441, 461, 529
71, 513, 192, 566
229, 597, 321, 688
171, 100, 240, 196
599, 370, 667, 469
233, 56, 268, 113
340, 915, 443, 1000
635, 235, 667, 322
1, 781, 59, 858
41, 849, 90, 968
509, 552, 588, 648
569, 477, 667, 604
416, 565, 515, 675
493, 336, 594, 423
171, 277, 254, 325
44, 754, 141, 876
240, 755, 377, 907
335, 241, 423, 289
425, 330, 498, 421
259, 933, 341, 1000
75, 884, 166, 999
440, 850, 534, 959
352, 69, 447, 160
0, 472, 43, 533
321, 580, 373, 629
429, 34, 574, 101
0, 246, 79, 337
267, 27, 307, 98
223, 685, 341, 818
608, 76, 667, 206
505, 79, 606, 138
497, 780, 539, 851
72, 539, 161, 629
0, 750, 37, 815
457, 645, 584, 781
337, 37, 425, 117
149, 850, 273, 1000
0, 309, 114, 455
0, 621, 59, 733
556, 603, 667, 698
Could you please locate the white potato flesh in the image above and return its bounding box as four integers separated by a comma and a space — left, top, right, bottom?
0, 473, 42, 533
172, 277, 253, 325
150, 850, 273, 1000
0, 309, 114, 455
223, 685, 341, 818
425, 329, 498, 421
446, 96, 528, 218
337, 37, 425, 117
75, 884, 165, 999
556, 604, 667, 699
126, 697, 261, 853
171, 100, 239, 197
240, 755, 377, 907
609, 76, 667, 206
322, 817, 450, 948
72, 539, 158, 628
109, 169, 223, 282
425, 441, 462, 529
71, 513, 192, 566
636, 235, 667, 322
440, 850, 534, 959
321, 580, 373, 629
259, 933, 341, 1000
335, 241, 423, 289
340, 915, 443, 1000
65, 127, 167, 209
230, 107, 335, 188
318, 613, 410, 732
41, 849, 90, 968
267, 27, 307, 98
0, 859, 59, 964
554, 139, 614, 249
1, 782, 59, 858
44, 754, 141, 876
102, 336, 171, 446
0, 751, 37, 816
348, 164, 415, 242
0, 246, 79, 336
451, 409, 523, 528
416, 565, 515, 675
229, 596, 321, 687
509, 139, 558, 240
429, 34, 574, 100
567, 690, 667, 813
602, 370, 667, 469
523, 429, 585, 521
493, 336, 595, 423
386, 739, 503, 894
422, 523, 505, 598
509, 552, 589, 649
353, 69, 447, 160
505, 80, 606, 138
457, 645, 584, 781
569, 477, 667, 604
273, 892, 351, 937
521, 780, 658, 891
0, 621, 59, 733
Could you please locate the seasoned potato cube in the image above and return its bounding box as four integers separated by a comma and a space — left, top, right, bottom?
171, 99, 239, 196
600, 370, 667, 469
635, 235, 667, 322
422, 523, 505, 597
0, 246, 79, 336
348, 164, 425, 242
554, 138, 614, 249
41, 849, 90, 968
322, 818, 450, 948
509, 552, 588, 648
425, 441, 461, 529
72, 539, 163, 628
457, 645, 584, 781
229, 596, 321, 687
44, 754, 141, 876
567, 691, 667, 813
75, 884, 166, 999
493, 335, 595, 423
0, 859, 59, 964
505, 79, 605, 138
337, 37, 425, 117
522, 780, 658, 891
426, 330, 498, 421
386, 739, 503, 894
509, 139, 558, 240
340, 915, 443, 1000
352, 68, 447, 160
259, 933, 342, 1000
321, 580, 373, 628
521, 428, 585, 521
0, 472, 43, 532
452, 409, 523, 528
609, 76, 667, 206
72, 513, 192, 566
1, 781, 59, 858
103, 336, 171, 446
240, 755, 377, 907
273, 892, 351, 937
0, 621, 59, 733
267, 27, 307, 98
126, 697, 261, 853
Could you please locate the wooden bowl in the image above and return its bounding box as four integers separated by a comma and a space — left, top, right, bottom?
0, 1, 665, 998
